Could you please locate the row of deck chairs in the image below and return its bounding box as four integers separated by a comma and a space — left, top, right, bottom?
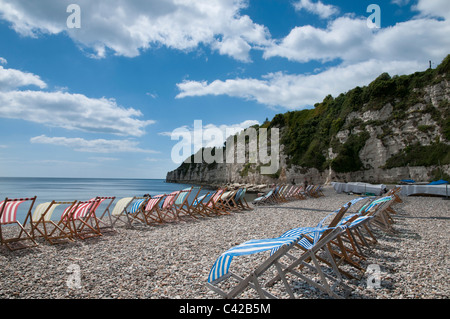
0, 186, 253, 252
253, 184, 324, 205
206, 187, 402, 299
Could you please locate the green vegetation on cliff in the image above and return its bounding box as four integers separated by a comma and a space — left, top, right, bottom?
267, 54, 450, 173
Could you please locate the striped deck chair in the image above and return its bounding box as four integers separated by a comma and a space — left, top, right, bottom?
30, 200, 77, 245
63, 198, 102, 240
136, 194, 165, 225
172, 187, 201, 220
159, 191, 180, 222
207, 225, 350, 299
93, 196, 116, 233
110, 196, 148, 228
217, 190, 238, 213
252, 187, 275, 205
190, 189, 221, 217
0, 197, 38, 251
201, 188, 227, 216
189, 192, 211, 218
233, 188, 252, 210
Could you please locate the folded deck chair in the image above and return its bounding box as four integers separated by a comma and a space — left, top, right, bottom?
63, 198, 103, 240
110, 196, 148, 228
207, 202, 354, 299
30, 200, 78, 245
0, 197, 38, 251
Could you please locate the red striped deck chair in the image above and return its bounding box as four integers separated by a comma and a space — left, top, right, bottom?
0, 197, 38, 251
134, 194, 165, 225
198, 188, 226, 216
63, 198, 102, 240
30, 200, 77, 245
159, 191, 180, 222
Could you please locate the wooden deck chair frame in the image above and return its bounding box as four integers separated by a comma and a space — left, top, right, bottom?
110, 196, 149, 228
172, 187, 202, 220
189, 192, 211, 218
30, 200, 77, 245
135, 194, 166, 225
158, 191, 180, 222
233, 188, 252, 210
217, 190, 238, 213
263, 204, 356, 298
65, 199, 103, 240
0, 197, 38, 251
94, 196, 116, 233
207, 226, 350, 299
195, 189, 226, 217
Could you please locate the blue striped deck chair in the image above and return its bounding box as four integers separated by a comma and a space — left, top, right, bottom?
252, 187, 275, 205
190, 192, 210, 218
111, 196, 149, 228
173, 187, 201, 220
234, 188, 252, 210
207, 203, 353, 299
207, 226, 349, 299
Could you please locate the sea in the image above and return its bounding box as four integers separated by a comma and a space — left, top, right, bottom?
0, 177, 214, 223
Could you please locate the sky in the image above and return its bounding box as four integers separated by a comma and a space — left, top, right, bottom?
0, 0, 449, 179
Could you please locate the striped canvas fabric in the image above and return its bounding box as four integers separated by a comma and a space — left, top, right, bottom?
145, 195, 163, 211
130, 198, 146, 214
208, 236, 300, 283
0, 199, 25, 224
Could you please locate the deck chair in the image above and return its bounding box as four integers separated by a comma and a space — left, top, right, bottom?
131, 194, 165, 225
30, 200, 77, 245
217, 190, 238, 213
207, 202, 354, 299
110, 196, 148, 228
233, 188, 252, 210
63, 198, 103, 240
159, 191, 180, 222
93, 196, 116, 233
195, 189, 226, 217
189, 192, 211, 218
252, 187, 275, 205
172, 187, 201, 220
0, 197, 38, 251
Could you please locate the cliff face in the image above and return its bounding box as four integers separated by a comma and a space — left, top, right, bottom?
167, 56, 450, 186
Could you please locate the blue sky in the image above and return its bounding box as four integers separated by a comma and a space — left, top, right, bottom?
0, 0, 449, 179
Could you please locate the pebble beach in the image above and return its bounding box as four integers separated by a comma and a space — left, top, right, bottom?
0, 186, 448, 299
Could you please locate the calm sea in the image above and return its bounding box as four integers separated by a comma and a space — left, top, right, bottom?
0, 177, 212, 223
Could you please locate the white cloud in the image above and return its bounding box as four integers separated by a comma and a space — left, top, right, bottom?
0, 57, 7, 64
30, 135, 159, 154
263, 15, 450, 64
177, 59, 424, 109
178, 0, 450, 109
0, 0, 271, 62
391, 0, 410, 6
413, 0, 450, 19
0, 90, 154, 136
0, 64, 47, 91
293, 0, 339, 19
